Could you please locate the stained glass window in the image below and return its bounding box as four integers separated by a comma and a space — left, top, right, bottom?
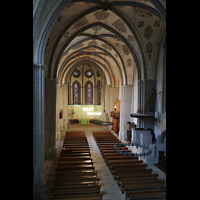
87, 71, 92, 76
87, 83, 92, 105
73, 69, 80, 78
74, 83, 78, 105
85, 69, 93, 78
73, 71, 78, 76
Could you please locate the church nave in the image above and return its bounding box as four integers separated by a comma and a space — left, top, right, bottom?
33, 1, 166, 199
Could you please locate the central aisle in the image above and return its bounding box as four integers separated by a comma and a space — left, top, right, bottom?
85, 129, 125, 200
68, 125, 125, 200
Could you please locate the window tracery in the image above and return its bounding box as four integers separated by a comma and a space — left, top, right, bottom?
74, 83, 78, 105
87, 83, 92, 105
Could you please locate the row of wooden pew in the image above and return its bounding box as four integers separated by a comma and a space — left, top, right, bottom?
50, 131, 103, 200
92, 131, 166, 200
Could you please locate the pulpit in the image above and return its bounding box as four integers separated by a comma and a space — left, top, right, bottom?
132, 128, 152, 145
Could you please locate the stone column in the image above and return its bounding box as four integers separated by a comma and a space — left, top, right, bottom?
56, 82, 60, 140
104, 84, 110, 120
49, 78, 57, 157
136, 79, 156, 129
109, 87, 119, 121
101, 84, 104, 115
44, 77, 57, 159
59, 84, 63, 132
109, 87, 114, 113
119, 84, 133, 140
33, 63, 46, 200
82, 86, 85, 105
137, 79, 143, 127
143, 79, 156, 130
61, 84, 67, 129
68, 84, 71, 105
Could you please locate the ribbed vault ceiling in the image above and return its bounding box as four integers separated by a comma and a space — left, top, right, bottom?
44, 0, 166, 87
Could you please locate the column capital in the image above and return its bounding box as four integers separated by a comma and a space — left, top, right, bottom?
51, 77, 59, 84
33, 63, 46, 69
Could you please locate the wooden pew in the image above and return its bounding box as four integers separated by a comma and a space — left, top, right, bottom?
117, 173, 158, 185
63, 145, 90, 148
121, 180, 165, 193
114, 169, 153, 180
110, 162, 145, 168
63, 147, 90, 151
50, 192, 103, 200
58, 158, 92, 163
50, 131, 103, 200
56, 168, 96, 174
107, 159, 143, 169
105, 155, 139, 161
96, 142, 119, 145
103, 152, 130, 156
61, 149, 91, 153
113, 168, 151, 178
53, 184, 101, 195
55, 180, 99, 187
99, 147, 129, 154
55, 173, 98, 178
64, 139, 88, 142
55, 175, 99, 185
57, 163, 93, 168
114, 169, 153, 182
56, 165, 95, 171
55, 178, 99, 186
57, 160, 93, 165
125, 189, 166, 200
92, 130, 166, 200
59, 156, 92, 160
111, 164, 147, 172
56, 171, 97, 177
101, 149, 120, 154
60, 152, 91, 157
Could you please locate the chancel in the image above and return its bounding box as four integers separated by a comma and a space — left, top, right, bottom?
33, 1, 166, 199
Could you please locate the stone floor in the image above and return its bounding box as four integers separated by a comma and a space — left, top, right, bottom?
85, 128, 125, 200
44, 125, 166, 199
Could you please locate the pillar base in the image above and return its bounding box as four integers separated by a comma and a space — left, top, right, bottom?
45, 148, 57, 160
33, 181, 46, 200
118, 131, 122, 140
